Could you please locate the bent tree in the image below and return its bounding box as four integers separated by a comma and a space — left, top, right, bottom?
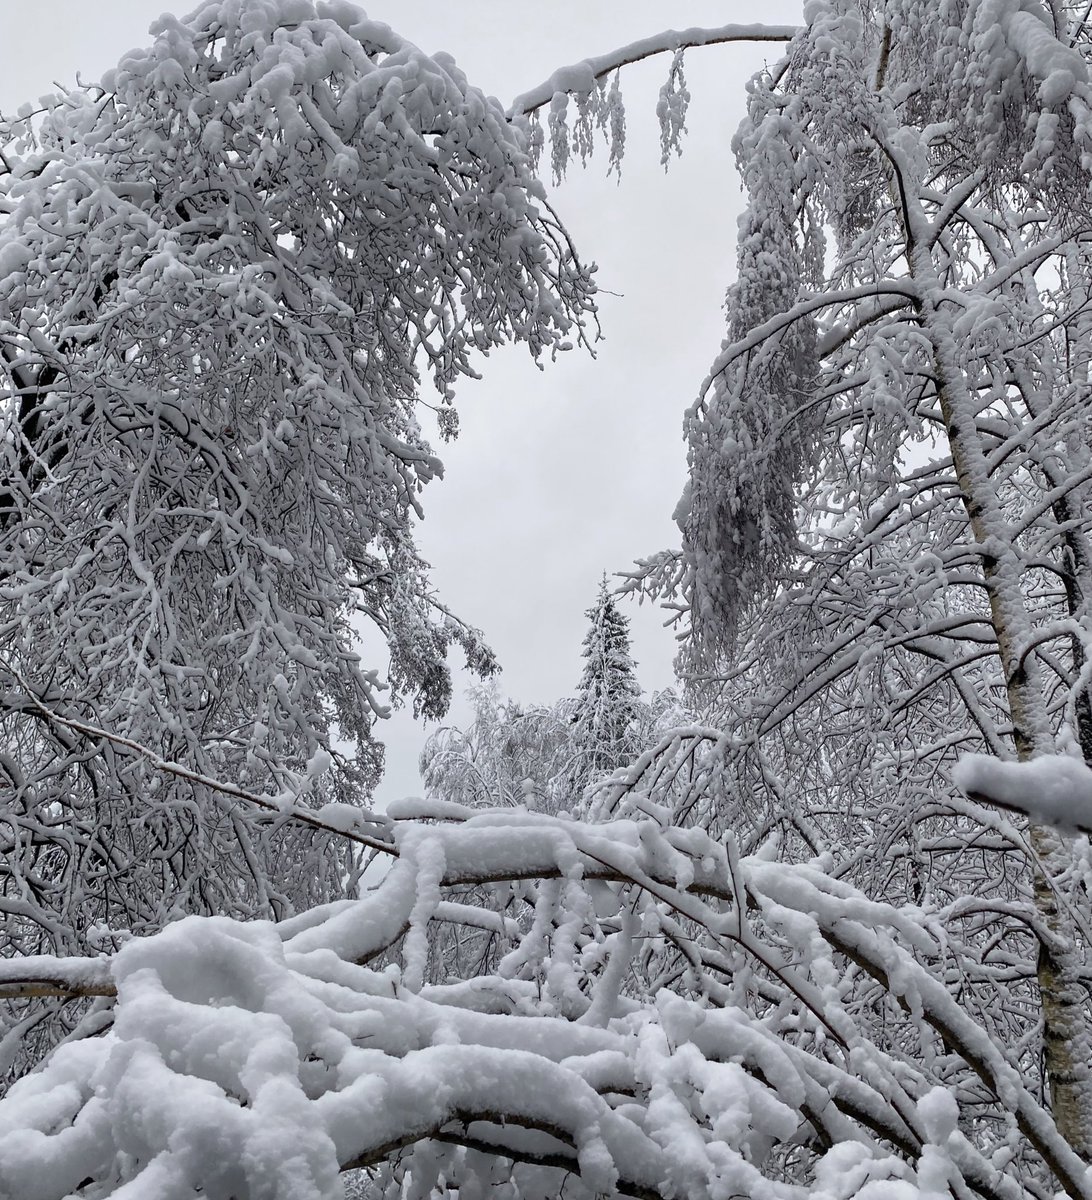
5, 3, 1092, 1200
0, 0, 591, 1069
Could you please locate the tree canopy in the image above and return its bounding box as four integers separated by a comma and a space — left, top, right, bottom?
0, 0, 591, 1072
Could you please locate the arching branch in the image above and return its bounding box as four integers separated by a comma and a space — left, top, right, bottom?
506, 23, 799, 118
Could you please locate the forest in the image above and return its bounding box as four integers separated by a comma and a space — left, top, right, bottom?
3, 1, 1092, 1197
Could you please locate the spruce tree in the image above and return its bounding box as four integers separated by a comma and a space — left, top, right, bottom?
566, 575, 643, 806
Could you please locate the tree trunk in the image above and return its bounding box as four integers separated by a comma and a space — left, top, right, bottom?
894, 155, 1092, 1157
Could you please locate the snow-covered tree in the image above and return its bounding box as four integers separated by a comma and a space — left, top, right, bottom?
411, 685, 570, 987
531, 0, 1092, 1167
419, 683, 574, 814
564, 575, 644, 807
415, 673, 693, 987
622, 0, 1092, 1158
420, 586, 680, 819
0, 0, 592, 1073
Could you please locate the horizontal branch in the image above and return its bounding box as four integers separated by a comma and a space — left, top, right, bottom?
0, 954, 115, 1000
507, 23, 799, 118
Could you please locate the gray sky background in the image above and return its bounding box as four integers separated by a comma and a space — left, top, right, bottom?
0, 2, 800, 804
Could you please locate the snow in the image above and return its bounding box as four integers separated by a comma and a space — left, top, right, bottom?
1004, 10, 1088, 98
8, 0, 1092, 1195
313, 800, 391, 835
3, 804, 1089, 1196
953, 753, 1092, 832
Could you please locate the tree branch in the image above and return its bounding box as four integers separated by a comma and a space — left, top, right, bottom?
0, 657, 398, 858
0, 955, 115, 1001
507, 24, 799, 118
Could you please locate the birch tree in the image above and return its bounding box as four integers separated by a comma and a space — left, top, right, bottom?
0, 0, 592, 1071
419, 684, 575, 814
623, 0, 1092, 1157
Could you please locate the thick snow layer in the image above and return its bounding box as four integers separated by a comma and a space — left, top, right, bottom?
3, 804, 1087, 1198
953, 753, 1092, 831
1004, 8, 1088, 101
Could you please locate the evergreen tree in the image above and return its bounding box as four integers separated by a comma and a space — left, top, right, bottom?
566, 575, 643, 806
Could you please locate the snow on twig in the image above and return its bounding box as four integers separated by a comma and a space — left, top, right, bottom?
0, 656, 397, 856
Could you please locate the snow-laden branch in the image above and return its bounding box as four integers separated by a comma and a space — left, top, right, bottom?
955, 753, 1092, 836
0, 658, 397, 856
506, 24, 799, 117
0, 955, 115, 1001
0, 807, 1079, 1199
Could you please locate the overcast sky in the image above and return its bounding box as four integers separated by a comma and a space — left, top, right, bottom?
0, 2, 801, 804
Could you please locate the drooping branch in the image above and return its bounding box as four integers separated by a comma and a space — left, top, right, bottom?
506, 23, 799, 118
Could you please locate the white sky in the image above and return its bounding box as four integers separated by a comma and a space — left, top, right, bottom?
0, 2, 801, 804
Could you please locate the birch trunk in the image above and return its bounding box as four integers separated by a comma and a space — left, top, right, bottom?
893, 146, 1092, 1158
